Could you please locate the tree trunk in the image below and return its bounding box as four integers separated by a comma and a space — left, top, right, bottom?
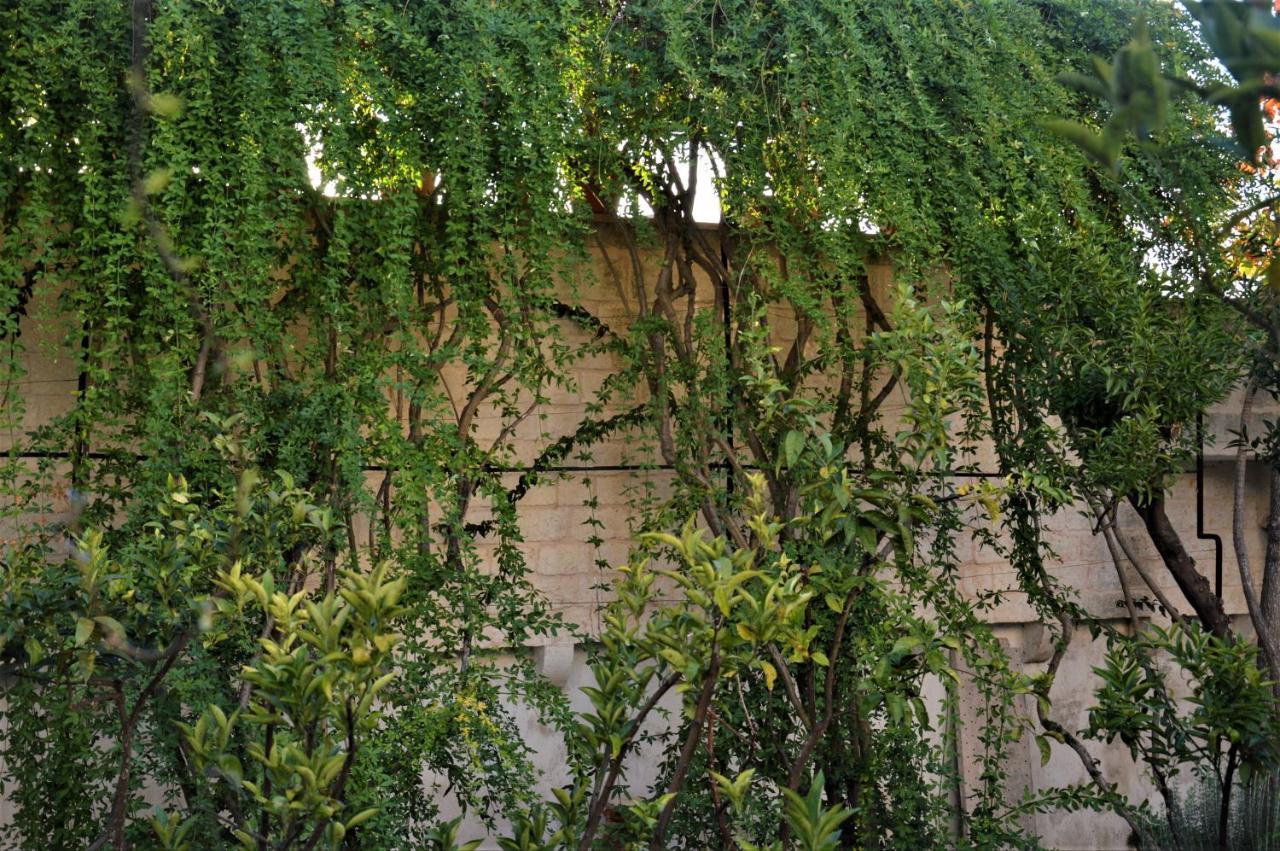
1231, 385, 1280, 676
1129, 493, 1232, 638
1262, 465, 1280, 646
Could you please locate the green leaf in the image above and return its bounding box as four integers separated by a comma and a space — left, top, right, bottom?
759, 660, 778, 691
142, 168, 173, 196
148, 92, 183, 118
93, 616, 127, 645
889, 635, 922, 663
75, 617, 94, 647
1036, 734, 1052, 767
886, 693, 905, 725
1044, 119, 1119, 169
783, 430, 804, 468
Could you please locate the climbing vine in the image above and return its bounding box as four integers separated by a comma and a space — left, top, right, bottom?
0, 1, 1262, 849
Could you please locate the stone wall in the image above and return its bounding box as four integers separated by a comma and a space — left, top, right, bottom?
1, 228, 1271, 850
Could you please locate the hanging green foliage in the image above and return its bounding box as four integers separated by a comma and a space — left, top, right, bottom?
0, 0, 1262, 849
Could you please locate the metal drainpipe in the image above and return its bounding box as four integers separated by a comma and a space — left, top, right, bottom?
1196, 412, 1225, 600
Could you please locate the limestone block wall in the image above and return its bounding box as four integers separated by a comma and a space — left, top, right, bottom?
0, 227, 1272, 849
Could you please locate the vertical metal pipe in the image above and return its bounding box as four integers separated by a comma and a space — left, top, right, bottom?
1197, 412, 1225, 599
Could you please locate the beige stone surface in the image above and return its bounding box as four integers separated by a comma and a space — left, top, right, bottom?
1, 239, 1270, 849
